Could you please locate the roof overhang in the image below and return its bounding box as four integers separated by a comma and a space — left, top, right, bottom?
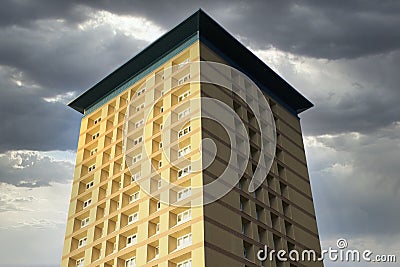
68, 9, 313, 115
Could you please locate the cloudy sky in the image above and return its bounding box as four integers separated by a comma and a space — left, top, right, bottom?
0, 1, 399, 266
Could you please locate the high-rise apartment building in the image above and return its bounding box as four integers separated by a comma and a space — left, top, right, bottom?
62, 10, 323, 267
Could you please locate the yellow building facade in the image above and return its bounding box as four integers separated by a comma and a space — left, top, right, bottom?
62, 10, 323, 267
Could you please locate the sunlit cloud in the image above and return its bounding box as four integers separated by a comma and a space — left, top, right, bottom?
78, 10, 164, 42
43, 91, 76, 104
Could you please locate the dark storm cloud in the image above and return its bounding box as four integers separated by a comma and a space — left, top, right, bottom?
255, 47, 400, 135
0, 2, 398, 267
300, 51, 400, 135
0, 65, 77, 152
2, 1, 399, 59
75, 0, 400, 59
0, 15, 148, 152
0, 0, 395, 153
0, 18, 148, 94
307, 125, 400, 238
0, 0, 88, 27
0, 0, 397, 153
0, 90, 80, 152
225, 0, 400, 59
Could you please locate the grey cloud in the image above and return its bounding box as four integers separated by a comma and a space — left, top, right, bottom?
0, 0, 398, 153
75, 0, 400, 59
0, 2, 398, 267
222, 0, 400, 59
307, 125, 400, 239
0, 16, 147, 152
0, 19, 148, 93
0, 71, 81, 152
0, 151, 74, 187
0, 0, 88, 27
2, 1, 399, 60
257, 48, 400, 135
301, 51, 400, 135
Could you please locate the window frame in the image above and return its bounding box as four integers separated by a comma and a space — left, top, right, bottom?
128, 212, 139, 225
177, 188, 191, 201
83, 199, 92, 208
129, 191, 140, 203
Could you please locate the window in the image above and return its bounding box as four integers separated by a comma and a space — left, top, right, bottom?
257, 227, 265, 242
125, 257, 136, 267
160, 124, 163, 130
178, 125, 191, 138
135, 119, 144, 128
127, 234, 137, 247
78, 237, 87, 248
159, 142, 163, 149
83, 199, 92, 208
156, 201, 161, 211
178, 145, 191, 158
132, 154, 142, 164
177, 210, 191, 225
81, 217, 90, 228
88, 164, 96, 172
133, 136, 143, 146
178, 259, 192, 267
178, 165, 191, 179
76, 258, 84, 267
92, 132, 100, 140
177, 233, 192, 249
178, 108, 190, 120
177, 188, 191, 201
239, 199, 245, 214
137, 86, 146, 96
154, 246, 159, 258
178, 90, 190, 101
129, 192, 140, 203
178, 74, 191, 86
237, 179, 244, 190
155, 223, 160, 234
128, 212, 139, 225
136, 103, 145, 112
177, 58, 189, 69
157, 179, 162, 189
94, 117, 101, 125
90, 148, 97, 156
158, 160, 162, 169
160, 106, 164, 113
116, 201, 120, 209
131, 172, 141, 183
86, 181, 94, 190
256, 206, 262, 220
